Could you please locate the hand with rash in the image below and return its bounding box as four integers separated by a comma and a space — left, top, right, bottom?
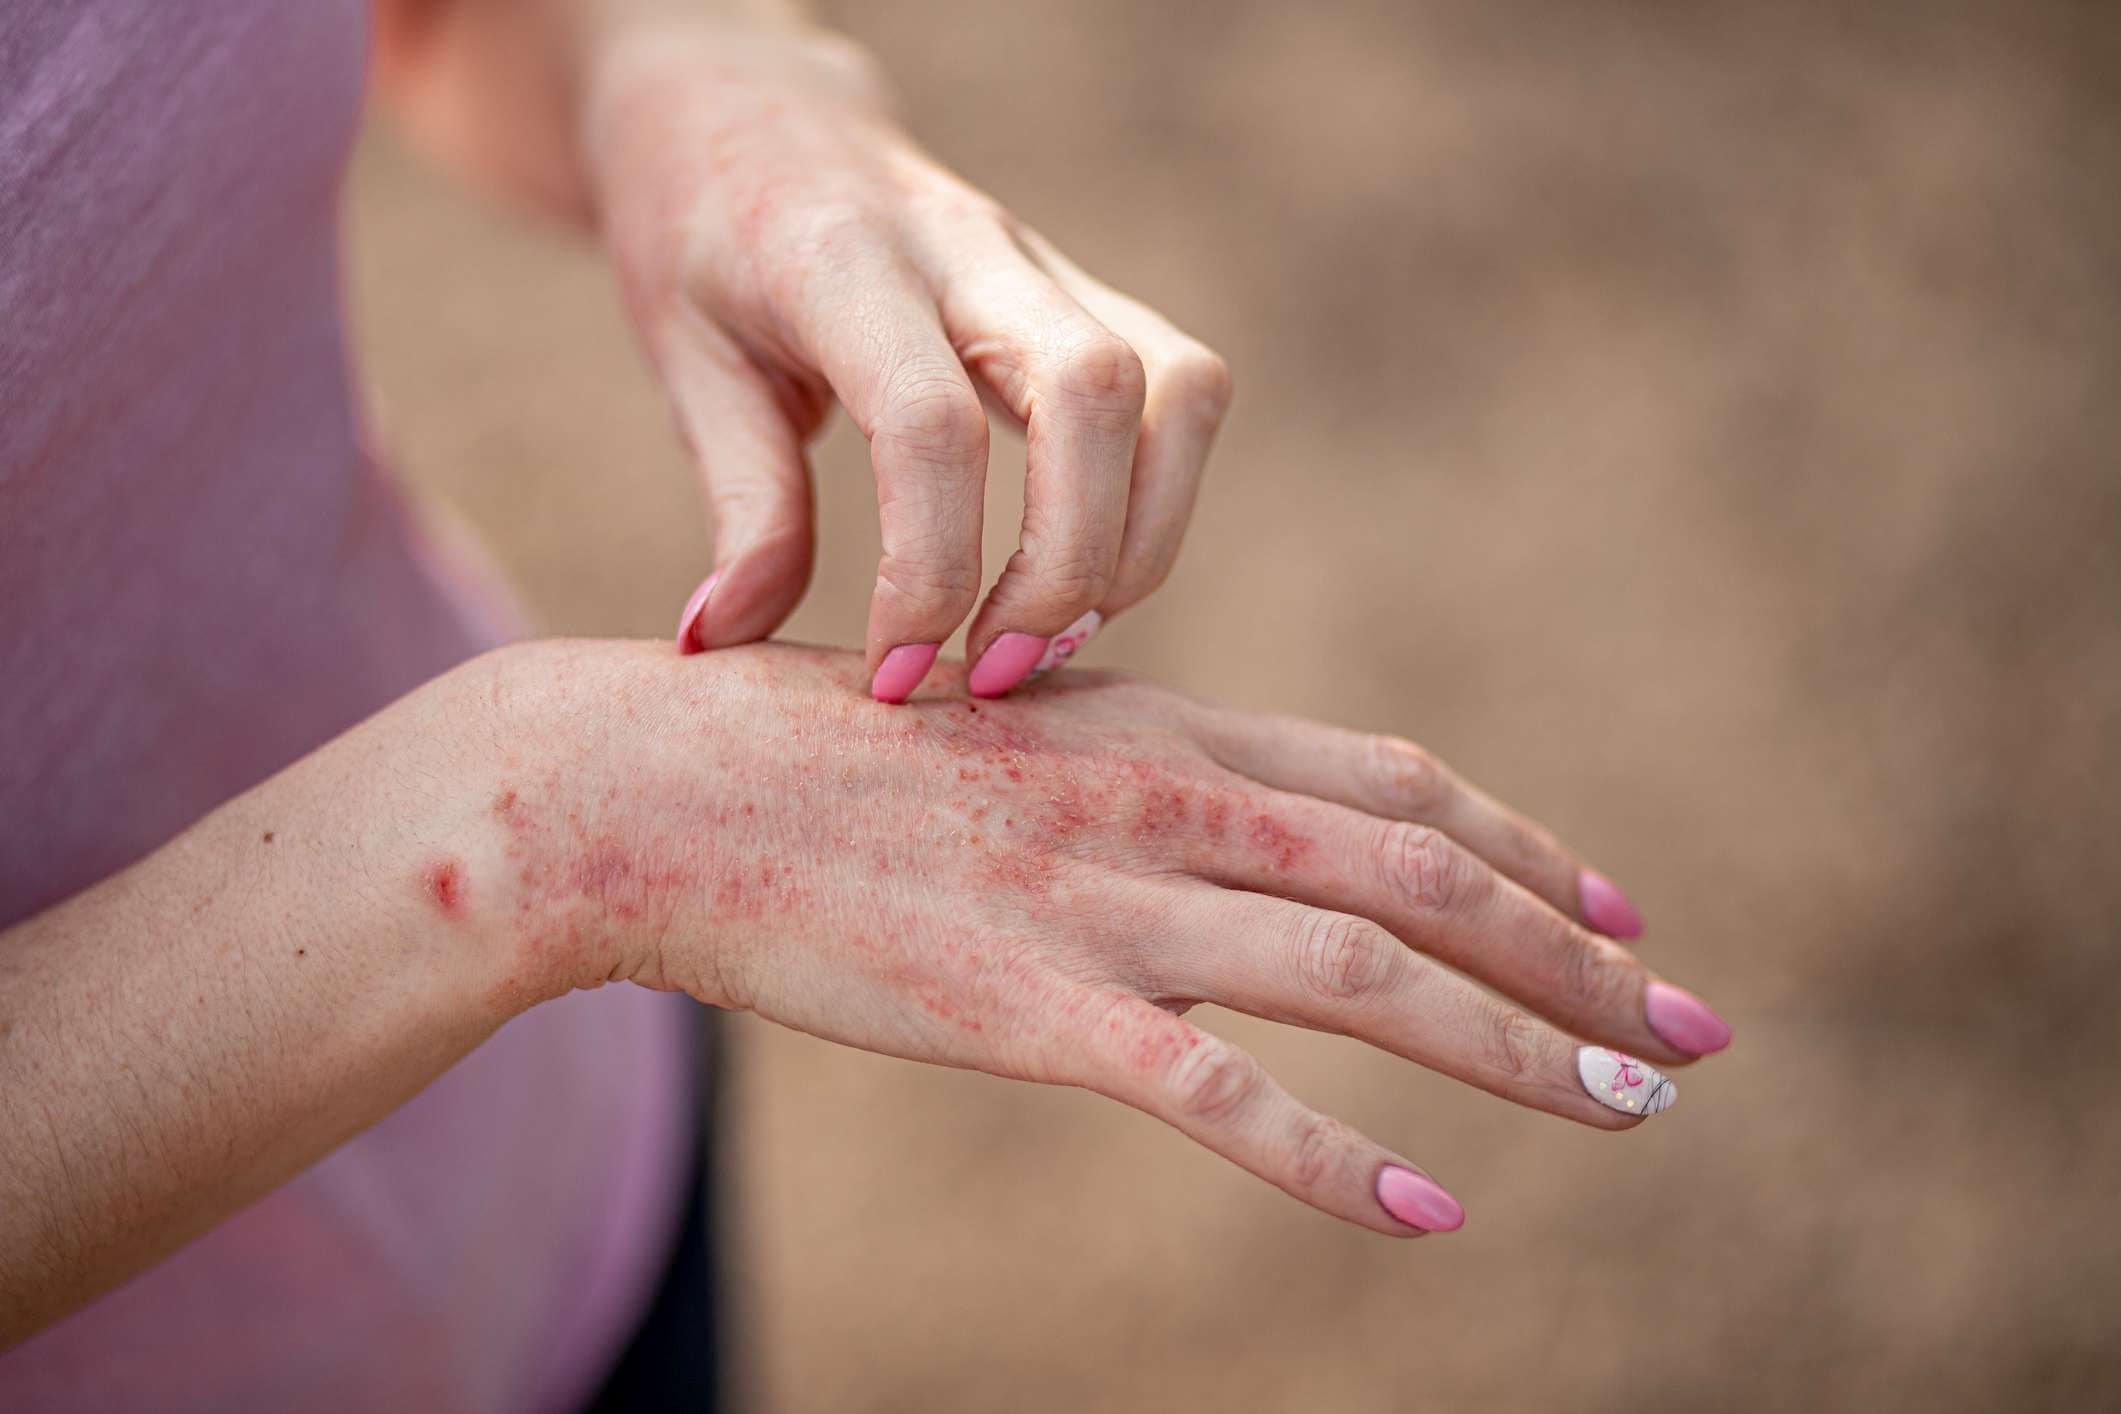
450, 640, 1729, 1234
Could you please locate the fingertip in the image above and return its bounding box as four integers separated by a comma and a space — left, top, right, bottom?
1578, 867, 1645, 939
870, 642, 941, 703
1375, 1165, 1465, 1234
1026, 609, 1102, 681
968, 632, 1049, 697
1643, 980, 1733, 1057
685, 531, 814, 651
675, 570, 721, 654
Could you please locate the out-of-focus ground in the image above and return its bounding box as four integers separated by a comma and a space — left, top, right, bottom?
348, 2, 2121, 1409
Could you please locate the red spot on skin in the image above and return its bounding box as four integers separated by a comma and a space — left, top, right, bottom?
423, 857, 468, 918
988, 846, 1058, 895
1046, 781, 1093, 837
1135, 785, 1191, 837
1202, 794, 1232, 838
1246, 813, 1313, 872
1129, 1012, 1203, 1073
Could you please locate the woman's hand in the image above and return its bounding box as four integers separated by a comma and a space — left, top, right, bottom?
580, 22, 1231, 701
482, 640, 1729, 1234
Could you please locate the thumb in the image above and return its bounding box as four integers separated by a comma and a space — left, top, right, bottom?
664, 316, 817, 653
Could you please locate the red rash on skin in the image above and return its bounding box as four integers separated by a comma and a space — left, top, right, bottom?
422, 857, 468, 918
1122, 1007, 1204, 1074
1247, 812, 1313, 871
454, 671, 1325, 1042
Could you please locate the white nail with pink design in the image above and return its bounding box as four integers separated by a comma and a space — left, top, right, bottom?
1577, 1046, 1677, 1116
1028, 610, 1101, 679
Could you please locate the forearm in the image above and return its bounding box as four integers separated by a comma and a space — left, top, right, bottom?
0, 653, 531, 1346
371, 0, 822, 222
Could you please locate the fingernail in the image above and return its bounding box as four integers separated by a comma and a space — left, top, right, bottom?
1578, 867, 1645, 939
1643, 980, 1732, 1057
870, 642, 940, 704
1577, 1046, 1677, 1116
968, 632, 1049, 698
1375, 1165, 1465, 1232
675, 570, 721, 654
1027, 610, 1102, 680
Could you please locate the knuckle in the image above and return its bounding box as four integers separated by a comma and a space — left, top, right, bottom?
805, 33, 891, 103
1293, 913, 1400, 1006
1109, 521, 1191, 610
1110, 542, 1179, 607
877, 376, 988, 467
1480, 1008, 1547, 1086
1382, 823, 1480, 915
906, 181, 1009, 233
1168, 1036, 1263, 1124
705, 474, 802, 529
1005, 543, 1110, 617
1051, 333, 1148, 416
876, 549, 982, 610
1288, 1114, 1347, 1196
761, 201, 876, 270
1560, 931, 1636, 1014
1368, 736, 1450, 817
1168, 343, 1234, 420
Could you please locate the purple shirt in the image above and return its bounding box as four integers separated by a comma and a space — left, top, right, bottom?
1, 3, 695, 1407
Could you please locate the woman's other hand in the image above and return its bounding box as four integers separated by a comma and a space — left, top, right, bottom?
580, 22, 1231, 701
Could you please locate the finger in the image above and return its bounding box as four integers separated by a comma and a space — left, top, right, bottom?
1195, 789, 1732, 1062
665, 311, 818, 653
1195, 711, 1642, 939
1061, 991, 1464, 1235
783, 242, 990, 701
937, 240, 1143, 696
1139, 882, 1663, 1128
1022, 231, 1232, 615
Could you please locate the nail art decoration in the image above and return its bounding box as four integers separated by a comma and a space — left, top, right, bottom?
1029, 610, 1101, 679
1577, 1046, 1676, 1116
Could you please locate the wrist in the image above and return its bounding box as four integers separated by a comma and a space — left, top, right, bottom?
437, 640, 748, 1014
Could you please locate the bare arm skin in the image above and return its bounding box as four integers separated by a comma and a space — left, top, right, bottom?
0, 656, 522, 1345
370, 0, 1233, 701
1, 640, 1728, 1347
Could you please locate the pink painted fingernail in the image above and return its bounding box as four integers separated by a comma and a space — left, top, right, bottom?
675, 570, 720, 654
1027, 610, 1101, 680
1578, 867, 1644, 939
1375, 1166, 1464, 1233
968, 632, 1049, 698
1643, 980, 1733, 1057
870, 642, 940, 704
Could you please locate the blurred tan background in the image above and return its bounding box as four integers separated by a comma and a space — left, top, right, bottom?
348, 2, 2121, 1409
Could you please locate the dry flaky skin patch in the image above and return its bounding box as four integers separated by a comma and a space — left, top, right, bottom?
422, 645, 1326, 1083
